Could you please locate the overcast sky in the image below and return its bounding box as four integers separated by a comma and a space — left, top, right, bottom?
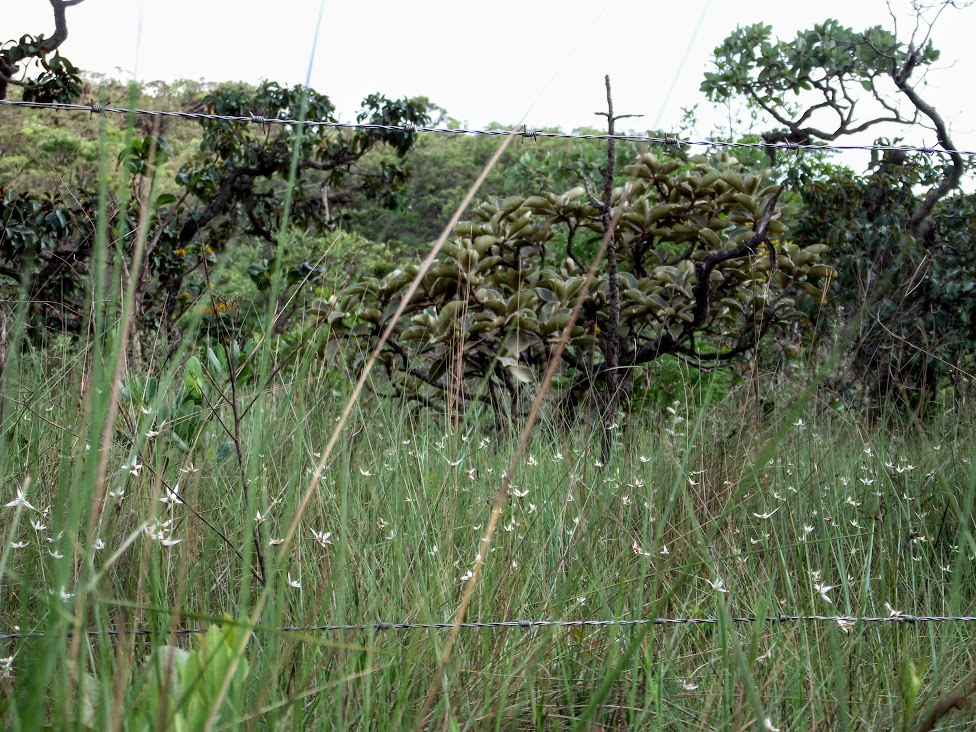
6, 0, 976, 163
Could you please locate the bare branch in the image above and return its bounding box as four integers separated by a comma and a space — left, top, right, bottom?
40, 0, 87, 54
892, 51, 967, 234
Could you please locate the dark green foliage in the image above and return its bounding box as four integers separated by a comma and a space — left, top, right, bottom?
789, 156, 976, 409
0, 1, 85, 103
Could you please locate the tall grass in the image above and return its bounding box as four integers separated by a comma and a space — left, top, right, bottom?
1, 305, 973, 729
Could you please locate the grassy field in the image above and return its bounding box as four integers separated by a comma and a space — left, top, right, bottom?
0, 71, 974, 731
0, 321, 973, 730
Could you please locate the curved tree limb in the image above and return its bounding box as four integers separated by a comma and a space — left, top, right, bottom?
41, 0, 87, 54
893, 51, 967, 236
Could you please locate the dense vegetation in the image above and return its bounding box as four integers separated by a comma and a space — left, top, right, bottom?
0, 1, 974, 729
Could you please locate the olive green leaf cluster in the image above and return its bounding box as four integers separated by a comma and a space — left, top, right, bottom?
323, 151, 832, 415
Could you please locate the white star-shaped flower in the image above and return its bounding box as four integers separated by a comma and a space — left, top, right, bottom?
706, 578, 728, 593
5, 488, 35, 511
310, 529, 333, 549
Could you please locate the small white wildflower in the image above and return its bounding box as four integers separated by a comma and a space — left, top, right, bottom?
465, 468, 477, 482
504, 519, 517, 532
512, 488, 528, 498
527, 503, 537, 513
621, 496, 631, 506
30, 519, 46, 532
706, 578, 728, 594
446, 457, 462, 467
0, 656, 12, 679
527, 455, 538, 467
836, 618, 856, 633
764, 718, 780, 732
4, 488, 36, 511
429, 544, 438, 556
659, 544, 669, 556
814, 582, 834, 604
358, 468, 373, 477
160, 484, 183, 505
287, 573, 302, 589
552, 452, 564, 462
160, 537, 181, 547
309, 529, 333, 549
756, 644, 774, 663
632, 541, 650, 557
801, 525, 814, 538
460, 570, 473, 582
179, 464, 199, 474
125, 463, 143, 477
56, 587, 73, 602
377, 517, 389, 530
10, 540, 28, 549
752, 508, 779, 520
269, 538, 284, 546
681, 681, 698, 691
93, 538, 105, 550
639, 455, 650, 463
48, 549, 63, 559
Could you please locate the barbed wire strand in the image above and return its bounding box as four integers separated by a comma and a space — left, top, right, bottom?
1, 98, 973, 158
3, 613, 976, 642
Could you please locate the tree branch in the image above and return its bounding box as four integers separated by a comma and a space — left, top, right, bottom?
690, 187, 783, 331
41, 0, 87, 54
892, 51, 967, 236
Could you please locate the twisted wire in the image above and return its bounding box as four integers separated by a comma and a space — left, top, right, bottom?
3, 613, 975, 641
0, 98, 972, 158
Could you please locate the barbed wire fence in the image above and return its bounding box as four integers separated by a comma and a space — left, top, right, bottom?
3, 611, 976, 643
1, 98, 974, 158
1, 97, 974, 648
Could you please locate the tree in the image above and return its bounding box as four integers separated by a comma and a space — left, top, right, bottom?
325, 137, 831, 428
0, 0, 84, 102
701, 2, 972, 411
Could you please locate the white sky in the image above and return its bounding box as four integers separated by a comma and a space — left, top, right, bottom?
6, 0, 976, 163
